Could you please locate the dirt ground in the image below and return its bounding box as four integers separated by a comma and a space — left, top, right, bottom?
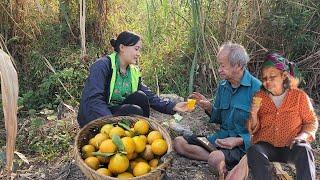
4, 95, 320, 179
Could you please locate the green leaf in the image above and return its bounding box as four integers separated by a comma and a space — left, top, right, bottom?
40, 108, 54, 115
30, 117, 45, 128
112, 135, 125, 152
92, 152, 115, 157
119, 119, 131, 126
47, 115, 57, 121
173, 113, 183, 122
118, 121, 131, 131
28, 109, 37, 116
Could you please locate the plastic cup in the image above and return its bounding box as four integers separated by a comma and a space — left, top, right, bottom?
187, 99, 196, 110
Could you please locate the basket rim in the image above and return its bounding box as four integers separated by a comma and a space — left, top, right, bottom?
74, 115, 173, 179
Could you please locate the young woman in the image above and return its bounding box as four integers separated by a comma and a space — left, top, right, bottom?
246, 53, 318, 180
77, 31, 191, 127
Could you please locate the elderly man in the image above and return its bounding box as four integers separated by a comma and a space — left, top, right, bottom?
174, 42, 261, 178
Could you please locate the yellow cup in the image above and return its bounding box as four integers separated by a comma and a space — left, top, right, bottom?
253, 97, 262, 106
187, 99, 196, 110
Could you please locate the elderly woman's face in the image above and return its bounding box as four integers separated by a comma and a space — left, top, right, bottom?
262, 67, 287, 95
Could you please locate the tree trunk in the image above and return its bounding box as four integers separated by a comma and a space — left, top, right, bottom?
93, 0, 108, 45
80, 0, 86, 57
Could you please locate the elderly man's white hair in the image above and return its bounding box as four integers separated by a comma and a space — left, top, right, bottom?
219, 42, 250, 68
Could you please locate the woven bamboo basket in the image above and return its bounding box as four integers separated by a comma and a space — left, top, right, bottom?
74, 115, 173, 180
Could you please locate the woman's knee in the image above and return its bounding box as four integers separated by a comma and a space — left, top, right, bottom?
116, 104, 144, 116
291, 142, 312, 152
134, 90, 148, 101
291, 143, 314, 161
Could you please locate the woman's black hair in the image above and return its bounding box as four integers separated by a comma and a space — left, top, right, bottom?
110, 31, 141, 53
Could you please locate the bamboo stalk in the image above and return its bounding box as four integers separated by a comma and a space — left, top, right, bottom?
145, 0, 153, 44
188, 37, 199, 94
80, 0, 86, 58
188, 0, 201, 94
155, 68, 160, 96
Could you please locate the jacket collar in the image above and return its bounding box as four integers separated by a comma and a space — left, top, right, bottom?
221, 69, 252, 87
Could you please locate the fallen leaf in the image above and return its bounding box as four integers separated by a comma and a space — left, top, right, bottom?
14, 151, 29, 165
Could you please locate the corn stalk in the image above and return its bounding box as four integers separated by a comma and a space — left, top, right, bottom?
145, 0, 154, 45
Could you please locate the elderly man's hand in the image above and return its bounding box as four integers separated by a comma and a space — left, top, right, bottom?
215, 137, 243, 149
189, 92, 212, 113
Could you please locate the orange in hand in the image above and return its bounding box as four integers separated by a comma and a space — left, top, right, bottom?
187, 99, 196, 110
253, 97, 262, 106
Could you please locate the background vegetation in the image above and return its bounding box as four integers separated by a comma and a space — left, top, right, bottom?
1, 0, 320, 110
0, 0, 319, 168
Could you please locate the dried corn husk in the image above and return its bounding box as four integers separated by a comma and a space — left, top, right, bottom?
0, 49, 19, 177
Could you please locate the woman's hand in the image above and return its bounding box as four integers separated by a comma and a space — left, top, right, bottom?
173, 102, 194, 112
289, 132, 309, 149
248, 97, 262, 132
250, 97, 262, 117
189, 92, 212, 112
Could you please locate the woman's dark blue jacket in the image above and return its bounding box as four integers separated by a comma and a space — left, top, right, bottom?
77, 56, 176, 127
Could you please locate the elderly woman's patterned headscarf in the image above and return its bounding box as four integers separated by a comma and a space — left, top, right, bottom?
262, 53, 301, 78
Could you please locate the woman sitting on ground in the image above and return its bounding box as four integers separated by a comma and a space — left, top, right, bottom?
246, 53, 318, 180
77, 31, 191, 127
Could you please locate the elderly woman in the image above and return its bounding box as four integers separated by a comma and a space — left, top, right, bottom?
247, 53, 318, 180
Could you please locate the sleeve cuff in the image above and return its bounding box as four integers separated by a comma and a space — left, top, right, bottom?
167, 101, 177, 115
208, 107, 221, 124
301, 121, 318, 142
206, 134, 217, 145
239, 133, 251, 151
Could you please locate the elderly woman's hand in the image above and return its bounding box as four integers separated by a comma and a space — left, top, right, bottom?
248, 97, 262, 133
250, 97, 262, 117
289, 132, 309, 149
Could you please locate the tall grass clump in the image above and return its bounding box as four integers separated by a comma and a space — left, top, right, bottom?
1, 0, 319, 110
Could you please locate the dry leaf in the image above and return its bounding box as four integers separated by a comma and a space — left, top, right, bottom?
14, 151, 29, 165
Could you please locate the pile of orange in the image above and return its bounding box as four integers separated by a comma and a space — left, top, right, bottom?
80, 119, 168, 178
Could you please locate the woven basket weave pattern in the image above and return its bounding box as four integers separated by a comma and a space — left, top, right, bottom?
75, 115, 173, 180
